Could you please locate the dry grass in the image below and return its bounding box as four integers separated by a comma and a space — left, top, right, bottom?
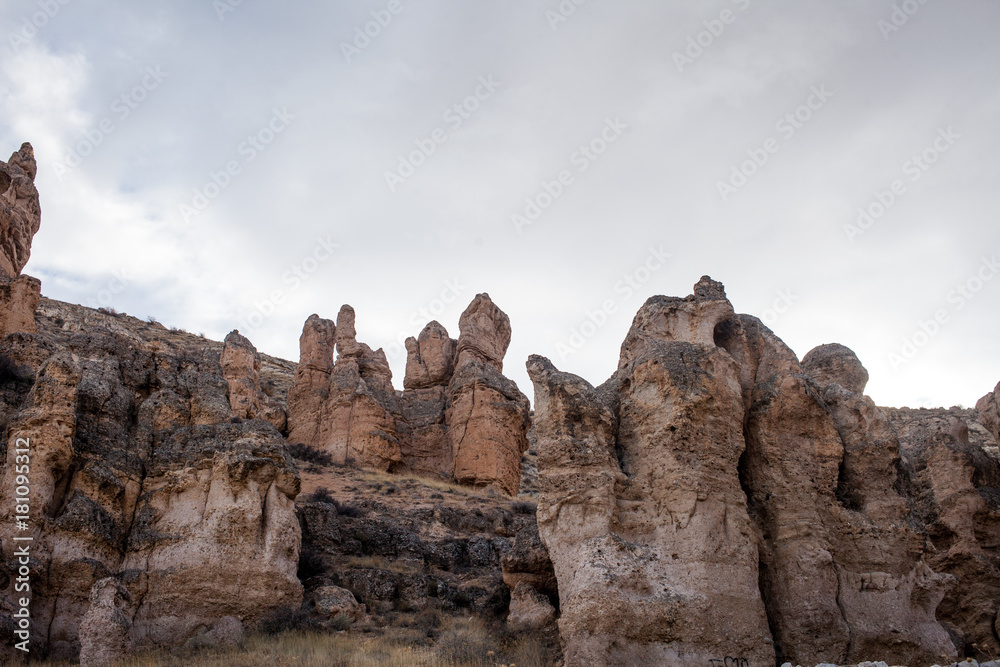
344, 554, 425, 575
31, 622, 549, 667
358, 470, 497, 500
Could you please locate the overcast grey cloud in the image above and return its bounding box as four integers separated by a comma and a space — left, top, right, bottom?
2, 0, 997, 409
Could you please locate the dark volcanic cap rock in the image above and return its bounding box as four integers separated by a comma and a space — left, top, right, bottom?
801, 342, 870, 395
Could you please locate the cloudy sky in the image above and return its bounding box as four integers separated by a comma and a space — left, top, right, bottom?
2, 0, 997, 409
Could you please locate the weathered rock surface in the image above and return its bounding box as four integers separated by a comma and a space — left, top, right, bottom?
287, 295, 530, 494
0, 300, 303, 661
221, 330, 287, 431
528, 277, 975, 667
0, 143, 40, 281
78, 578, 133, 667
528, 279, 774, 666
0, 274, 40, 338
977, 382, 1000, 442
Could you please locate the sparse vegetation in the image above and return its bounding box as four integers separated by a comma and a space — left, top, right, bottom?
146, 315, 158, 324
288, 442, 334, 468
0, 353, 31, 385
510, 499, 537, 515
98, 306, 122, 317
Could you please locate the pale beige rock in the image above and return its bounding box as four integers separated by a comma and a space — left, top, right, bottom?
0, 274, 40, 337
221, 330, 286, 432
314, 585, 365, 621
528, 300, 774, 667
507, 582, 556, 632
976, 381, 1000, 442
802, 342, 870, 395
78, 578, 133, 667
454, 293, 511, 371
124, 423, 303, 650
0, 142, 41, 281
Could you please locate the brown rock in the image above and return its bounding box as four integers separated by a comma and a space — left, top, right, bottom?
0, 274, 40, 337
78, 578, 133, 667
285, 307, 402, 470
500, 522, 557, 599
454, 293, 511, 372
528, 294, 775, 666
286, 314, 336, 447
507, 582, 556, 632
0, 142, 41, 281
802, 342, 870, 395
220, 330, 287, 432
0, 303, 303, 661
403, 321, 455, 389
976, 381, 1000, 442
448, 360, 530, 496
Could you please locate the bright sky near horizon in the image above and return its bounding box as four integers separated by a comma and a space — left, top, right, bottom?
2, 0, 998, 408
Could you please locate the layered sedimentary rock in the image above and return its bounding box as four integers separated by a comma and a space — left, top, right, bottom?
287, 295, 530, 493
529, 277, 964, 667
0, 300, 303, 662
221, 330, 287, 431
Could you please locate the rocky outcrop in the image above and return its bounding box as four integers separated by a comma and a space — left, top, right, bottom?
0, 143, 42, 339
528, 278, 774, 665
977, 382, 1000, 442
287, 295, 530, 494
286, 306, 402, 471
446, 294, 530, 495
0, 301, 303, 661
221, 330, 287, 431
528, 277, 965, 667
0, 143, 40, 281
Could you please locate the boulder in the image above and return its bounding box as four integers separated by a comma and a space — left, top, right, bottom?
802, 342, 870, 395
507, 582, 556, 632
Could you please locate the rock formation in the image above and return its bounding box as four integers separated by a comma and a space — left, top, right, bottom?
0, 299, 303, 662
287, 294, 530, 494
286, 306, 403, 471
221, 329, 287, 431
977, 381, 1000, 442
528, 277, 972, 667
0, 143, 40, 281
0, 143, 41, 339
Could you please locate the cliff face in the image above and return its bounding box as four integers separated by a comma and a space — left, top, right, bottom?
528, 277, 1000, 667
0, 300, 302, 662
